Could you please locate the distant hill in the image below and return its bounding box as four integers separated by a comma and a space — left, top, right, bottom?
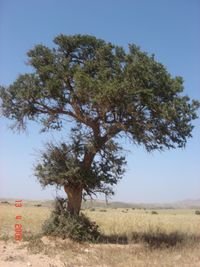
82, 199, 200, 209
1, 198, 200, 209
173, 199, 200, 208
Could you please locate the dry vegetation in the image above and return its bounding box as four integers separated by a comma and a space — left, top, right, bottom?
0, 201, 200, 266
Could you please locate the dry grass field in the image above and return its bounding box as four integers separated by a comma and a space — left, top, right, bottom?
0, 201, 200, 266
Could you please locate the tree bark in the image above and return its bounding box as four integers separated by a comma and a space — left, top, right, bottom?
64, 185, 83, 216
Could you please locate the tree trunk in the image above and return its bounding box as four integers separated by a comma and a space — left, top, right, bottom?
64, 185, 83, 216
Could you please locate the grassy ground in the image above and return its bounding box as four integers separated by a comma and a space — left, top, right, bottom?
0, 202, 200, 266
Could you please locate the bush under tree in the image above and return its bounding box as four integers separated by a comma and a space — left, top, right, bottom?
42, 197, 100, 242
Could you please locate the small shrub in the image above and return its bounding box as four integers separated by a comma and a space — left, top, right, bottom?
0, 233, 10, 241
151, 211, 158, 215
34, 204, 42, 207
90, 208, 95, 211
26, 238, 45, 254
42, 197, 100, 242
99, 209, 107, 212
23, 230, 42, 241
1, 201, 10, 205
195, 210, 200, 215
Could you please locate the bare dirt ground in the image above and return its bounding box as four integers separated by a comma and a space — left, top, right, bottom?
0, 239, 63, 267
1, 237, 200, 267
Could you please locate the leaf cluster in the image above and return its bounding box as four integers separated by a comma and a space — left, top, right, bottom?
1, 34, 199, 150
35, 128, 126, 197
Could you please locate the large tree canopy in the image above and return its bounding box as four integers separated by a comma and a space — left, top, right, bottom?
1, 34, 199, 215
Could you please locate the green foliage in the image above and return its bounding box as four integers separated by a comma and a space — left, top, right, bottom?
42, 198, 100, 242
1, 34, 199, 151
34, 132, 126, 198
90, 208, 95, 211
151, 211, 158, 215
195, 210, 200, 215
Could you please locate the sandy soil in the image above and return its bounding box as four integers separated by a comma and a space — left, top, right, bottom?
1, 237, 200, 267
0, 239, 68, 267
0, 238, 139, 267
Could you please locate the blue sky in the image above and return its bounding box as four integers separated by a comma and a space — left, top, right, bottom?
0, 0, 200, 203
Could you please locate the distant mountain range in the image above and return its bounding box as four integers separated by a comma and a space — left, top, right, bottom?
173, 199, 200, 208
82, 198, 200, 209
1, 198, 200, 209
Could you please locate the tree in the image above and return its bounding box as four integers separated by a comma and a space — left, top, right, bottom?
0, 34, 199, 215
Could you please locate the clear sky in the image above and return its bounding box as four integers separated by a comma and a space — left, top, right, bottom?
0, 0, 200, 203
